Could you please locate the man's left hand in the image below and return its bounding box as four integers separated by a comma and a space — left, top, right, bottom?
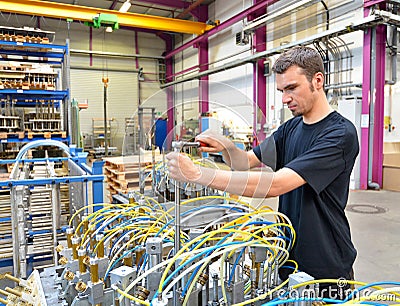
166, 152, 202, 183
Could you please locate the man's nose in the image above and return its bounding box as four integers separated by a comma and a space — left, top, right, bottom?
282, 93, 292, 104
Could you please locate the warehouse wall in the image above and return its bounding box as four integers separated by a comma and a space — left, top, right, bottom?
0, 15, 166, 151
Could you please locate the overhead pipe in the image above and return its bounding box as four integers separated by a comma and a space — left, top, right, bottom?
161, 13, 383, 89
243, 0, 321, 32
70, 49, 164, 60
165, 0, 279, 59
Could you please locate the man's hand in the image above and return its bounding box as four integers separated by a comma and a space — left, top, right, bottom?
166, 152, 202, 183
195, 129, 234, 153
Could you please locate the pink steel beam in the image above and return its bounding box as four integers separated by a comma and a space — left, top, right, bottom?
165, 0, 278, 59
252, 0, 267, 142
372, 24, 386, 186
175, 0, 206, 19
109, 0, 119, 10
136, 0, 189, 9
360, 9, 371, 190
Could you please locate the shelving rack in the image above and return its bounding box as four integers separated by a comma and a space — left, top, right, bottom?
0, 140, 105, 278
91, 117, 112, 149
0, 28, 75, 277
0, 37, 70, 150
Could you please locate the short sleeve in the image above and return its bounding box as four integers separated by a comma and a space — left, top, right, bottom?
285, 128, 349, 194
253, 134, 278, 170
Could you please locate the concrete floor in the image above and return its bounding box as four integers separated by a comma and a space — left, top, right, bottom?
250, 189, 400, 283
347, 189, 400, 282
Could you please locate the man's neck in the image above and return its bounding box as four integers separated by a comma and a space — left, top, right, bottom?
303, 98, 334, 124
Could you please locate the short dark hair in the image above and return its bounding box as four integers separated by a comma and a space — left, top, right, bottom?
272, 46, 324, 82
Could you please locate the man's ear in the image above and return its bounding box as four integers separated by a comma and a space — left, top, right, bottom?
313, 72, 324, 90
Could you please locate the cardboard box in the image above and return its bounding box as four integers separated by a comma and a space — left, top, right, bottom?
382, 143, 400, 191
382, 166, 400, 192
383, 142, 400, 153
383, 153, 400, 167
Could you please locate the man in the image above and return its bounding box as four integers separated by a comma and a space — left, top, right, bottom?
167, 46, 358, 292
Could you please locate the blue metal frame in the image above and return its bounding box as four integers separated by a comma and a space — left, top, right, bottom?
0, 136, 70, 144
0, 89, 68, 99
0, 175, 104, 188
0, 49, 64, 59
0, 157, 69, 164
0, 40, 67, 51
0, 142, 105, 272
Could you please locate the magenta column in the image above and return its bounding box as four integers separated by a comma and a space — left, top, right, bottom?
360, 3, 386, 189
251, 0, 267, 142
159, 34, 174, 149
198, 5, 209, 115
360, 18, 371, 190
198, 40, 209, 114
372, 24, 386, 186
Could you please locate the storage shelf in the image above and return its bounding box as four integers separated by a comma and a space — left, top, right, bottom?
0, 136, 70, 143
0, 39, 70, 146
0, 89, 68, 100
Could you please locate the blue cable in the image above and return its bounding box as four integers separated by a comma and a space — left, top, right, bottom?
104, 245, 140, 279
227, 246, 246, 286
343, 281, 400, 302
152, 241, 245, 302
180, 233, 235, 298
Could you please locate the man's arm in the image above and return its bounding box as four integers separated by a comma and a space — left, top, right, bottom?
196, 130, 260, 170
166, 152, 306, 198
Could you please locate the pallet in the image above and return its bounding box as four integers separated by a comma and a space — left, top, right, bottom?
109, 176, 151, 190
27, 131, 67, 139
0, 131, 25, 139
0, 131, 67, 140
104, 166, 140, 181
103, 153, 162, 172
107, 182, 151, 196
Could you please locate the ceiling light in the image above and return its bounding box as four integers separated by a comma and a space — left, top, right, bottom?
119, 0, 131, 12
106, 26, 113, 33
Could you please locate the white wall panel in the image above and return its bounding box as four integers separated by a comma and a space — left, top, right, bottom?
70, 69, 138, 151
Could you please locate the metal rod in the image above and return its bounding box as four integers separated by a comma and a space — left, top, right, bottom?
173, 143, 181, 306
103, 79, 109, 157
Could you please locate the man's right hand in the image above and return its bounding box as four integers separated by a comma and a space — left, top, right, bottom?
195, 130, 234, 153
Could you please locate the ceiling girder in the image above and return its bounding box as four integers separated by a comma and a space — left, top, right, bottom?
0, 0, 213, 35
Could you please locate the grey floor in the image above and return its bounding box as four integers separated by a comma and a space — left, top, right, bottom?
250, 189, 400, 283
347, 190, 400, 282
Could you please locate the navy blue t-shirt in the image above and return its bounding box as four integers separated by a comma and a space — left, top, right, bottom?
253, 111, 358, 279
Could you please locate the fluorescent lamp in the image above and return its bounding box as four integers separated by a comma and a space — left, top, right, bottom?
119, 0, 131, 12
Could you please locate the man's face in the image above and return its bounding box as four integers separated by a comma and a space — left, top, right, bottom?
276, 65, 318, 117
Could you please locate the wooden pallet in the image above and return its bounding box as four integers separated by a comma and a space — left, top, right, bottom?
103, 153, 161, 172
104, 166, 140, 181
27, 131, 67, 139
107, 182, 151, 195
0, 132, 25, 139
109, 176, 151, 190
